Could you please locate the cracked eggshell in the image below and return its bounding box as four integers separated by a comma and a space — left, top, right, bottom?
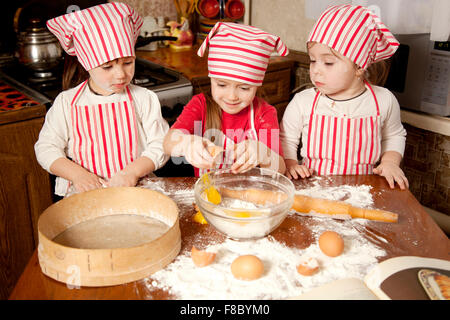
191, 246, 216, 267
296, 257, 319, 276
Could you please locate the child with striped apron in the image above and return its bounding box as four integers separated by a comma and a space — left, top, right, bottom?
280, 5, 408, 189
165, 22, 287, 177
35, 3, 169, 197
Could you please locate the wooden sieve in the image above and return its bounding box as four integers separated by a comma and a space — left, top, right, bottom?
37, 187, 181, 287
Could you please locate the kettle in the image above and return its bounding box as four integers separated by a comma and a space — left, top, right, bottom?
14, 10, 63, 72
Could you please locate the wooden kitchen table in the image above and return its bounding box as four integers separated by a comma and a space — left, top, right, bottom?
9, 175, 450, 300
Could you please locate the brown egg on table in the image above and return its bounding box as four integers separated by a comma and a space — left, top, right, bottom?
191, 246, 216, 267
318, 231, 344, 257
296, 257, 319, 276
231, 255, 264, 280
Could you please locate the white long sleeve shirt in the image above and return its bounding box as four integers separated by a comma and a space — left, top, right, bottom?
280, 86, 406, 162
35, 83, 169, 195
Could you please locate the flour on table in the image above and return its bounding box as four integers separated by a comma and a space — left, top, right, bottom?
144, 218, 386, 300
138, 178, 194, 205
141, 176, 386, 299
296, 178, 374, 208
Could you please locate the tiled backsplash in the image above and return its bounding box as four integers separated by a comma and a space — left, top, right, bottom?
112, 0, 178, 21
402, 124, 450, 216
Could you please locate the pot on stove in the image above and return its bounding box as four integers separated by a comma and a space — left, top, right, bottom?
14, 15, 63, 72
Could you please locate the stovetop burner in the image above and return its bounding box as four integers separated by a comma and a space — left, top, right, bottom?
30, 71, 58, 80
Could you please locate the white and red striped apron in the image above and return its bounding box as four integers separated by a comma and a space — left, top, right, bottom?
304, 81, 381, 175
199, 102, 258, 176
70, 80, 138, 181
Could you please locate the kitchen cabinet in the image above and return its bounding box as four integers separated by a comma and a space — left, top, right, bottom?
0, 104, 53, 300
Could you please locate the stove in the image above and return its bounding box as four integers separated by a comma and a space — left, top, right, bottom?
0, 57, 193, 125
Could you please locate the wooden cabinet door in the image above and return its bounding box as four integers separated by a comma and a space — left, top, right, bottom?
259, 68, 291, 106
0, 116, 52, 299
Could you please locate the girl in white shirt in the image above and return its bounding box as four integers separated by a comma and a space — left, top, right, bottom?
35, 3, 169, 197
280, 4, 408, 189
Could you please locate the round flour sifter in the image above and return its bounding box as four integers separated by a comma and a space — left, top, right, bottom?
37, 187, 181, 287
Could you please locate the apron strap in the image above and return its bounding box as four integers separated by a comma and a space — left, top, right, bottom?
306, 91, 320, 168
71, 80, 89, 107
310, 90, 321, 115
364, 80, 380, 116
248, 101, 258, 140
126, 85, 133, 102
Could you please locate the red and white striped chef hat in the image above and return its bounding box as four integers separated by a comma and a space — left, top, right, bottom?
308, 5, 399, 69
198, 22, 289, 86
47, 3, 143, 71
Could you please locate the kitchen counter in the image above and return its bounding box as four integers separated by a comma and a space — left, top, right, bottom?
401, 109, 450, 136
9, 175, 450, 300
136, 44, 294, 81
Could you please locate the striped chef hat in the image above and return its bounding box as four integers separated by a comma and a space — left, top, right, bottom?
197, 22, 289, 86
47, 2, 143, 71
308, 5, 399, 69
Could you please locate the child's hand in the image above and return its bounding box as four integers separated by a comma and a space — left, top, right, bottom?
230, 140, 260, 173
183, 135, 216, 169
373, 162, 409, 190
106, 170, 138, 187
72, 171, 106, 193
285, 159, 313, 179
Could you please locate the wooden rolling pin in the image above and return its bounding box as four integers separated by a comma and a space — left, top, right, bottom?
219, 188, 398, 223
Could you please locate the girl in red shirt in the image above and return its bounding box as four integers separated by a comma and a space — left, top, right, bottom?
164, 22, 288, 176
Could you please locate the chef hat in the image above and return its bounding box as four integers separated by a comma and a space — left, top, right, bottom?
308, 5, 399, 69
198, 22, 289, 86
47, 2, 143, 71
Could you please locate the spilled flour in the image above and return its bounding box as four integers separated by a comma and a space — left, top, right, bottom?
296, 177, 374, 208
140, 176, 387, 299
145, 218, 386, 300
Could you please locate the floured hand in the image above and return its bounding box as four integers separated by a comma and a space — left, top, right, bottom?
72, 171, 106, 193
106, 170, 138, 187
287, 164, 313, 179
230, 140, 260, 173
373, 162, 409, 190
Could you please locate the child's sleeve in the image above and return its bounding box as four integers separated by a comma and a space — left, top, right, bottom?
280, 94, 304, 161
171, 94, 205, 134
34, 93, 71, 173
380, 91, 407, 156
138, 90, 170, 170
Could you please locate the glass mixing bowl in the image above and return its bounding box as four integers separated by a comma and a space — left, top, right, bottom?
194, 168, 295, 240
